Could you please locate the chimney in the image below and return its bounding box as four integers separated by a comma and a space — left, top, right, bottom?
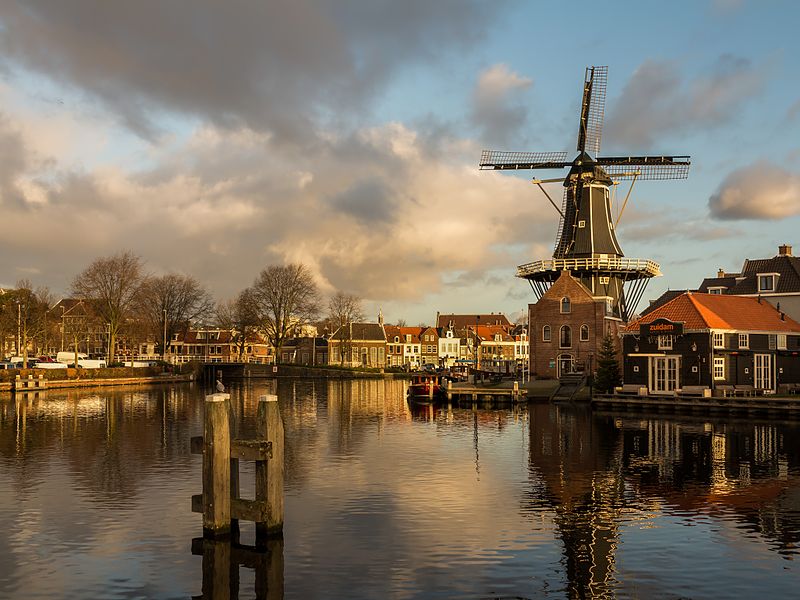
717, 268, 725, 278
779, 244, 793, 256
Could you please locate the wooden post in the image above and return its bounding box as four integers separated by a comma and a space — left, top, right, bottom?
203, 393, 231, 538
199, 538, 231, 600
256, 394, 284, 543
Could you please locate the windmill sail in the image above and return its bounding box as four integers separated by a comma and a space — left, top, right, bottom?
577, 66, 607, 156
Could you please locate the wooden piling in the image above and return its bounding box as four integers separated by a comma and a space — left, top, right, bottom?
256, 394, 284, 541
203, 393, 231, 538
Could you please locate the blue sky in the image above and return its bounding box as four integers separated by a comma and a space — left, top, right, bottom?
0, 0, 798, 324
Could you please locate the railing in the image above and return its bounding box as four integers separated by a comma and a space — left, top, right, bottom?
517, 257, 661, 278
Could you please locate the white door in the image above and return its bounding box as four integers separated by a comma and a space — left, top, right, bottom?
754, 354, 773, 391
650, 356, 680, 394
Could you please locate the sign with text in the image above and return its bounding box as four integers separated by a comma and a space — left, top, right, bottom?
640, 318, 684, 337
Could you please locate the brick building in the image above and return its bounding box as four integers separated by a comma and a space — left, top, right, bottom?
528, 271, 623, 378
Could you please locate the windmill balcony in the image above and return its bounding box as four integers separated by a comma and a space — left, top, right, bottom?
516, 257, 662, 279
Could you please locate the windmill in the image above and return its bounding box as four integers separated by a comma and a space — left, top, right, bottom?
480, 66, 689, 321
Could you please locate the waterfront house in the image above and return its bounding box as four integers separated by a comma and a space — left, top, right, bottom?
528, 271, 624, 379
399, 327, 423, 369
167, 329, 273, 364
437, 327, 461, 368
328, 322, 387, 368
420, 326, 439, 368
621, 292, 800, 395
384, 325, 404, 367
476, 324, 517, 373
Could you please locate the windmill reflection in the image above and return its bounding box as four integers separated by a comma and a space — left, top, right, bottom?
527, 404, 800, 597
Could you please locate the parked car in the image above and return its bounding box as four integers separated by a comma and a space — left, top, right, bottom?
34, 361, 68, 370
57, 351, 88, 364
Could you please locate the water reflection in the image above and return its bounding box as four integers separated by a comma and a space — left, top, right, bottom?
526, 403, 800, 597
2, 383, 800, 598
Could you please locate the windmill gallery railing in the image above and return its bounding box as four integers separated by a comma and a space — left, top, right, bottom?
516, 257, 662, 279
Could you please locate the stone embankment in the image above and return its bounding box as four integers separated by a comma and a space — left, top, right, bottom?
0, 365, 194, 394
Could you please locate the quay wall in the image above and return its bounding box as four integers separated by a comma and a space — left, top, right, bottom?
207, 363, 409, 380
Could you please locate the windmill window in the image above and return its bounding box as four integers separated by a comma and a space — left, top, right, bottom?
542, 325, 551, 342
599, 276, 610, 285
560, 297, 571, 314
559, 325, 572, 348
713, 333, 724, 349
657, 335, 672, 350
580, 324, 590, 341
739, 333, 749, 349
578, 220, 586, 228
778, 334, 787, 350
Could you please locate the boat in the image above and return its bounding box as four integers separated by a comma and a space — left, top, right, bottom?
407, 374, 445, 403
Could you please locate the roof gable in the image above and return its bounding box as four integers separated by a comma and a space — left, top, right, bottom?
541, 271, 595, 301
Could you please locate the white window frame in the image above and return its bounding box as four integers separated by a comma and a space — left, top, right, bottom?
778, 334, 787, 350
713, 357, 725, 380
713, 332, 724, 349
560, 297, 571, 314
757, 273, 778, 293
580, 324, 590, 342
707, 287, 725, 295
657, 335, 673, 350
738, 333, 749, 349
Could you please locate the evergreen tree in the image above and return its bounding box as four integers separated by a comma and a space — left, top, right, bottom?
594, 334, 622, 394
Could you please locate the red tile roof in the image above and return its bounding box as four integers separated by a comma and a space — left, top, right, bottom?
626, 292, 800, 333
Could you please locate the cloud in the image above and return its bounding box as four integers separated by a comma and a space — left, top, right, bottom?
471, 63, 532, 147
0, 117, 551, 304
0, 1, 509, 144
708, 161, 800, 220
605, 56, 765, 149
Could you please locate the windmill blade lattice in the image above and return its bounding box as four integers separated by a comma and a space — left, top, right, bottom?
597, 155, 690, 180
577, 66, 607, 155
479, 150, 569, 170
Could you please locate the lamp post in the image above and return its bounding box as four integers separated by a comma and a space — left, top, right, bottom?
16, 300, 21, 357
163, 308, 167, 363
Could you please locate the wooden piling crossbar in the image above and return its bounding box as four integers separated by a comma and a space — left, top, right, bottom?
192, 393, 284, 541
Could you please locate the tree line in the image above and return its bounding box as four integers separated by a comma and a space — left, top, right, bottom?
1, 251, 367, 363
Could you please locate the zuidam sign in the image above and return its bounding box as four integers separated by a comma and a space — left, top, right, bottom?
640, 318, 684, 336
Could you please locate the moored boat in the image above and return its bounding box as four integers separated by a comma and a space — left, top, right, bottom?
407, 374, 445, 403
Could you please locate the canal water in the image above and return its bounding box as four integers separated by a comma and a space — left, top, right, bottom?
1, 379, 800, 599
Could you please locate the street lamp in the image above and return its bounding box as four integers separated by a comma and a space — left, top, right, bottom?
162, 308, 167, 363
16, 300, 21, 357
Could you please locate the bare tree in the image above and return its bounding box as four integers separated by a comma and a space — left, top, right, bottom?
0, 281, 53, 363
137, 273, 214, 357
396, 318, 407, 328
72, 252, 145, 363
216, 289, 259, 361
249, 264, 320, 358
327, 291, 364, 365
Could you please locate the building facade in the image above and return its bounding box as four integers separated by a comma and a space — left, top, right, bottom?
528, 271, 623, 379
621, 292, 800, 395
